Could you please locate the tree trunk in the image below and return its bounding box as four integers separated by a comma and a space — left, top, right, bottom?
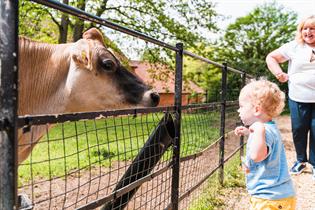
72, 0, 86, 42
58, 0, 69, 43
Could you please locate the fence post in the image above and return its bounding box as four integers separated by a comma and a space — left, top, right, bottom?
0, 0, 19, 209
171, 43, 183, 210
239, 73, 246, 162
219, 62, 227, 185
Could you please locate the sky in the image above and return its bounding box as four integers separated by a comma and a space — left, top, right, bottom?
214, 0, 315, 26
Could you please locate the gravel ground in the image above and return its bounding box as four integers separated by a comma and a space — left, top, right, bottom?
224, 115, 315, 210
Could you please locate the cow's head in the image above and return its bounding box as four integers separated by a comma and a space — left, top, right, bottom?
66, 28, 159, 112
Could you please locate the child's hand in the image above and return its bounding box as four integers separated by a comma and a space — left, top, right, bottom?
234, 126, 249, 136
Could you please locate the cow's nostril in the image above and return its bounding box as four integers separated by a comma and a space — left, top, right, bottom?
150, 92, 160, 106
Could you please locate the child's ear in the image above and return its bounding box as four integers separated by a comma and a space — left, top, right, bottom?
254, 105, 262, 116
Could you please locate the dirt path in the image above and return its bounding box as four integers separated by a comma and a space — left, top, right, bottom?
225, 115, 315, 210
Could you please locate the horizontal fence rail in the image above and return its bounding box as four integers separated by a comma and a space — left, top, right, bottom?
17, 106, 176, 127
0, 0, 255, 209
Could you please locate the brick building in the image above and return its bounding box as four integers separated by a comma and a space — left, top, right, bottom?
130, 60, 205, 106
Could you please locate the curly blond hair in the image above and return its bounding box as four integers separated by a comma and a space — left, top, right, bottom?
296, 15, 315, 44
240, 79, 285, 118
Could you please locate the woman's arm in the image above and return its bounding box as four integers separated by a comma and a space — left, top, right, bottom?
266, 49, 289, 83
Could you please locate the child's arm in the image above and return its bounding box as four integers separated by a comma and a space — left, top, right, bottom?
248, 122, 268, 162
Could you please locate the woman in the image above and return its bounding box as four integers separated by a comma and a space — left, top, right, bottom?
266, 15, 315, 179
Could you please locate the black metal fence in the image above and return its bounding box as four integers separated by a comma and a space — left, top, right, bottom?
0, 0, 253, 209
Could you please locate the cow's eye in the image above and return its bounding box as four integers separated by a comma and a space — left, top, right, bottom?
100, 59, 116, 72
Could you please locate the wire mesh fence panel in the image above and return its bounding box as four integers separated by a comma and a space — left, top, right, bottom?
125, 168, 172, 210
223, 70, 244, 158
178, 140, 222, 210
177, 104, 222, 209
225, 103, 240, 133
17, 102, 245, 210
224, 103, 243, 157
181, 105, 221, 156
177, 102, 244, 209
18, 111, 174, 209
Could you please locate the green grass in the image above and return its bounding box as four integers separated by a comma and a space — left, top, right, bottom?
18, 111, 221, 185
181, 111, 221, 156
19, 114, 161, 182
189, 154, 246, 210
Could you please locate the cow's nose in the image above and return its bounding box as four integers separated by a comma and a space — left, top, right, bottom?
150, 92, 160, 106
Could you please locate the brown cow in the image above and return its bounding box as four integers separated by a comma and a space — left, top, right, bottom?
18, 28, 159, 163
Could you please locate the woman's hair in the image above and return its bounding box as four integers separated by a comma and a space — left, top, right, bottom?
296, 15, 315, 44
240, 79, 285, 118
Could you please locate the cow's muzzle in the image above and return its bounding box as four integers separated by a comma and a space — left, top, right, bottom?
143, 90, 160, 107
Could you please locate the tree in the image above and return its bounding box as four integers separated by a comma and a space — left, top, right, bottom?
59, 0, 70, 43
181, 45, 223, 102
19, 0, 220, 49
19, 1, 59, 43
217, 2, 297, 79
180, 2, 298, 102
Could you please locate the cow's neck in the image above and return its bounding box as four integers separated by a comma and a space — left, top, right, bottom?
18, 37, 71, 115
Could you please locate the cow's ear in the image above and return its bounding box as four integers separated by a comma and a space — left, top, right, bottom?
72, 50, 92, 71
83, 28, 104, 45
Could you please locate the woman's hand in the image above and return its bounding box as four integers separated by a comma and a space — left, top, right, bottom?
234, 126, 249, 136
276, 72, 289, 83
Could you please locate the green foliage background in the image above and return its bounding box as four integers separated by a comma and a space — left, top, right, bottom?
19, 1, 298, 100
